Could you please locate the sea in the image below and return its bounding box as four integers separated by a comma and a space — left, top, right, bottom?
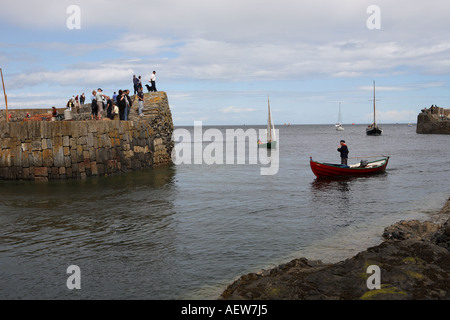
0, 124, 449, 300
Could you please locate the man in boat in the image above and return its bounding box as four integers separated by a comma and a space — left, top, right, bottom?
337, 140, 349, 165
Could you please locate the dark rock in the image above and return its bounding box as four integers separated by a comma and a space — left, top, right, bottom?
382, 220, 440, 241
220, 198, 450, 300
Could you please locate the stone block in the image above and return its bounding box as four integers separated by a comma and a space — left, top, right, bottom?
78, 136, 87, 146
70, 137, 77, 149
64, 147, 70, 156
35, 167, 48, 177
91, 161, 98, 175
53, 146, 65, 167
31, 150, 43, 167
63, 135, 70, 147
51, 166, 59, 177
31, 140, 42, 151
23, 167, 31, 179
64, 156, 72, 168
87, 133, 94, 147
76, 145, 84, 161
42, 149, 54, 167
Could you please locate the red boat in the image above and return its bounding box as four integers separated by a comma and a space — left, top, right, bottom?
310, 156, 390, 178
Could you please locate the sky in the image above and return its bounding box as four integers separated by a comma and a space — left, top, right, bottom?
1, 0, 450, 126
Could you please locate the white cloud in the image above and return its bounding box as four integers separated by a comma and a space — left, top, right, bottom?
368, 109, 417, 123
8, 66, 134, 89
219, 106, 257, 113
2, 0, 450, 123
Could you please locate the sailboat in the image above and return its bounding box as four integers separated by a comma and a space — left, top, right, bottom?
335, 102, 344, 131
366, 80, 383, 136
258, 96, 277, 149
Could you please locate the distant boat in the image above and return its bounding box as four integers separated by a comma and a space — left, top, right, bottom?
366, 81, 383, 136
407, 111, 413, 127
335, 102, 344, 131
258, 96, 277, 149
310, 156, 389, 178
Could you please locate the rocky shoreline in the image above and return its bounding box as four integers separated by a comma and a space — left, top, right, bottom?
220, 197, 450, 300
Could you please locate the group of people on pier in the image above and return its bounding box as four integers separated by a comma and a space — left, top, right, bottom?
66, 71, 157, 121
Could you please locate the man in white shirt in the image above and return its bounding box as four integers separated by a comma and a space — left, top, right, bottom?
149, 71, 157, 92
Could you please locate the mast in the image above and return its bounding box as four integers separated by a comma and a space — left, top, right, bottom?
338, 102, 342, 124
373, 80, 376, 126
0, 68, 9, 123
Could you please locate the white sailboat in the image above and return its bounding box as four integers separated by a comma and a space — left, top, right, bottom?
335, 102, 344, 131
258, 96, 277, 148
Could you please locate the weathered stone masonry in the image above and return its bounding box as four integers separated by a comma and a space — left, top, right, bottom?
0, 92, 174, 181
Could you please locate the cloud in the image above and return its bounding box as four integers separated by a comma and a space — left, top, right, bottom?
358, 82, 447, 92
219, 106, 258, 113
3, 1, 450, 85
2, 0, 450, 124
8, 66, 134, 89
367, 109, 417, 123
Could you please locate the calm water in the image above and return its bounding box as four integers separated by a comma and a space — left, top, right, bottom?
0, 124, 449, 299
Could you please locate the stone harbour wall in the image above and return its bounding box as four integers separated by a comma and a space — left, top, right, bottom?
0, 92, 174, 181
416, 113, 450, 134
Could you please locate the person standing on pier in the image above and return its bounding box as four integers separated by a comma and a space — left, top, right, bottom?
117, 90, 126, 120
137, 86, 144, 116
133, 75, 139, 95
96, 88, 108, 120
149, 71, 157, 92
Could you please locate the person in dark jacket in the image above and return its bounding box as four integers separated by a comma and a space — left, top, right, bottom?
337, 140, 349, 165
117, 90, 126, 120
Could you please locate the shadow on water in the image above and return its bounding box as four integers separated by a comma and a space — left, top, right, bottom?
0, 165, 177, 209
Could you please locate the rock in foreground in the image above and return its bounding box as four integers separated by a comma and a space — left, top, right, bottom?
220, 198, 450, 300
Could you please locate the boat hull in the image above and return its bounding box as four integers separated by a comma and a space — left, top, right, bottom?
258, 141, 277, 149
310, 157, 389, 178
366, 127, 383, 136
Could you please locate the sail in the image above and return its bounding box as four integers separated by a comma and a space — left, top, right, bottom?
267, 96, 275, 142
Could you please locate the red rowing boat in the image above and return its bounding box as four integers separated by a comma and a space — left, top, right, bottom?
310, 156, 390, 178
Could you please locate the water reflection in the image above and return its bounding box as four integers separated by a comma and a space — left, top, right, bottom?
0, 165, 179, 299
310, 178, 352, 193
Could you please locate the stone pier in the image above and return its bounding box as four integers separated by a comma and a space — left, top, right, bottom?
0, 92, 174, 181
